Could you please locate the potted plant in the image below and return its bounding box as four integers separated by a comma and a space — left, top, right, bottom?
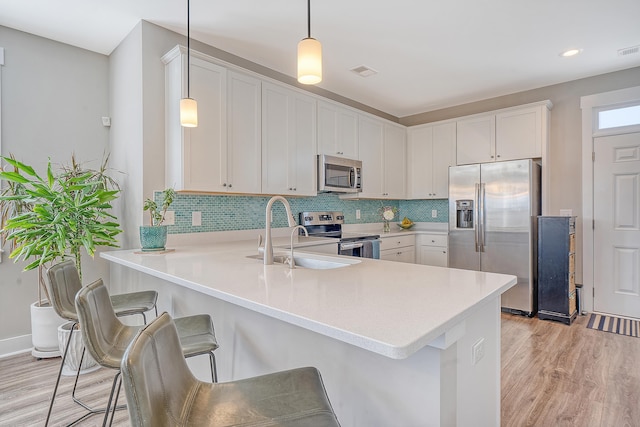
0, 154, 122, 358
140, 188, 176, 251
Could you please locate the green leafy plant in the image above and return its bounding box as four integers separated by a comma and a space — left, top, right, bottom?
143, 188, 176, 226
0, 155, 122, 294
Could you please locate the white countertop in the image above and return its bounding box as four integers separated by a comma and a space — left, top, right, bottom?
101, 238, 515, 360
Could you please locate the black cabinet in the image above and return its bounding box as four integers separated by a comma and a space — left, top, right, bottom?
537, 216, 577, 325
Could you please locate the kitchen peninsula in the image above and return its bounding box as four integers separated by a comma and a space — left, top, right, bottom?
102, 237, 516, 426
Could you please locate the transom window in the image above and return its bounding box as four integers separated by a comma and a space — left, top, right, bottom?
597, 104, 640, 130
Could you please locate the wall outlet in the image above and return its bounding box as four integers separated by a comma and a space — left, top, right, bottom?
356, 209, 361, 220
164, 211, 175, 226
472, 338, 485, 365
192, 211, 202, 227
432, 209, 438, 218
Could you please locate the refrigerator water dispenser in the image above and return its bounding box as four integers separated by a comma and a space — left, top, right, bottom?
456, 200, 474, 229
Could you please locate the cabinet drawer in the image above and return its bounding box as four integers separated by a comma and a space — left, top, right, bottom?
420, 234, 448, 247
380, 248, 415, 264
380, 235, 416, 251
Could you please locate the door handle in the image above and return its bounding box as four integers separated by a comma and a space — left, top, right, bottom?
479, 183, 486, 252
474, 183, 480, 252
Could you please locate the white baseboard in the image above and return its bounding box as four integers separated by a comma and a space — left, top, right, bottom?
0, 334, 32, 358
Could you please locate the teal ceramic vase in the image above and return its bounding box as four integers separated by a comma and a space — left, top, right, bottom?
139, 225, 168, 251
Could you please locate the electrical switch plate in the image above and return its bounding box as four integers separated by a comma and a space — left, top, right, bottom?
192, 211, 202, 227
101, 116, 111, 127
472, 338, 485, 365
356, 209, 361, 220
164, 211, 175, 226
432, 209, 438, 218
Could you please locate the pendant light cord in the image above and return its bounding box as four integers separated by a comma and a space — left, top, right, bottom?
187, 0, 191, 98
307, 0, 311, 38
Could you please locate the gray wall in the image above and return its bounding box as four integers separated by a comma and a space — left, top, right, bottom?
0, 26, 110, 346
400, 67, 640, 285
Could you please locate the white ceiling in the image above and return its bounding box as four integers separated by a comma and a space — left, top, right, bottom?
1, 0, 639, 117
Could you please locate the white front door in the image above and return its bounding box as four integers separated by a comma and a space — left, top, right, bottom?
593, 131, 640, 318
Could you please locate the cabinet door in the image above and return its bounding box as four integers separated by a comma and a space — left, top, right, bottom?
318, 101, 358, 159
456, 115, 495, 165
419, 245, 448, 267
262, 83, 291, 194
290, 92, 317, 196
496, 105, 543, 161
407, 125, 433, 199
180, 57, 227, 192
357, 115, 384, 197
227, 71, 261, 193
432, 122, 456, 198
383, 123, 406, 199
261, 82, 316, 196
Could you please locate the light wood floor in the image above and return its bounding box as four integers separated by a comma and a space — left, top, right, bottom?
1, 313, 639, 426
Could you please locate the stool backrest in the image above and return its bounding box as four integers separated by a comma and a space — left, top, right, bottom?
121, 312, 198, 427
45, 260, 82, 321
75, 278, 130, 369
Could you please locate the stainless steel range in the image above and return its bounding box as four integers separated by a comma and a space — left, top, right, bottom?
299, 211, 380, 259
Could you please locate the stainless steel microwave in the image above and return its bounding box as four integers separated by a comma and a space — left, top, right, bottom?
317, 154, 362, 193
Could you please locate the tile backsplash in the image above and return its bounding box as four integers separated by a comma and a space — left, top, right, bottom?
158, 192, 448, 234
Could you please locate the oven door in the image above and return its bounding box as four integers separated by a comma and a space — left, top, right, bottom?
339, 239, 380, 259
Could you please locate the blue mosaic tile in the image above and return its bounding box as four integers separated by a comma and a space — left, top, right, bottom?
155, 192, 449, 234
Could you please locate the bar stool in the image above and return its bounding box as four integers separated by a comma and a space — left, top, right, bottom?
75, 278, 219, 426
122, 312, 340, 427
44, 260, 159, 426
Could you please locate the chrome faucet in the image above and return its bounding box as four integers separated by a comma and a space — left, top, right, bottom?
264, 196, 297, 265
288, 225, 308, 269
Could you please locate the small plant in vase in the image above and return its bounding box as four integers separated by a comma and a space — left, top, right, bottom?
140, 188, 176, 251
378, 205, 398, 233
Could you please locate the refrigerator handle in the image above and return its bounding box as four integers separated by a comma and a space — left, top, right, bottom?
474, 183, 480, 252
479, 183, 486, 252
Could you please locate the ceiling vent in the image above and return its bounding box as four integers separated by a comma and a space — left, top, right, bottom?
350, 65, 378, 78
618, 45, 640, 57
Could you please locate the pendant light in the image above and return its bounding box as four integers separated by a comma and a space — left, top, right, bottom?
297, 0, 322, 85
180, 0, 198, 127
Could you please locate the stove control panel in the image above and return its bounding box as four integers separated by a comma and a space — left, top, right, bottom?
299, 211, 345, 226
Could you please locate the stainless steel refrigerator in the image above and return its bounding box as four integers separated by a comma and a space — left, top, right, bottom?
448, 159, 541, 315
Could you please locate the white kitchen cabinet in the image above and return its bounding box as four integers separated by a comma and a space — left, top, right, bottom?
456, 101, 551, 166
350, 116, 406, 199
164, 47, 227, 192
380, 234, 415, 263
317, 100, 358, 159
407, 121, 456, 199
417, 234, 448, 267
456, 115, 495, 165
383, 123, 407, 199
262, 81, 317, 196
225, 71, 261, 193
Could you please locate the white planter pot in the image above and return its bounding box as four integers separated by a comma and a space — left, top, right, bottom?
30, 301, 66, 358
57, 322, 100, 376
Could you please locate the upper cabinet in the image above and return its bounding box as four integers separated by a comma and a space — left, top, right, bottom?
164, 48, 227, 192
163, 47, 261, 193
456, 101, 551, 165
407, 121, 456, 199
349, 116, 405, 199
317, 100, 358, 159
261, 82, 317, 196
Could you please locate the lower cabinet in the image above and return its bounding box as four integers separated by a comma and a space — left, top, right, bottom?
380, 235, 416, 263
417, 234, 448, 267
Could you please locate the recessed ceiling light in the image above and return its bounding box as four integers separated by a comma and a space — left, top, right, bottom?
560, 48, 582, 57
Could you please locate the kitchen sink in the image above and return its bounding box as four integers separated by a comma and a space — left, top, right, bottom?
246, 253, 361, 269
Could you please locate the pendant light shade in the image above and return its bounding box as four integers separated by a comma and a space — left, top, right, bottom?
297, 0, 322, 85
180, 0, 198, 127
180, 98, 198, 127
